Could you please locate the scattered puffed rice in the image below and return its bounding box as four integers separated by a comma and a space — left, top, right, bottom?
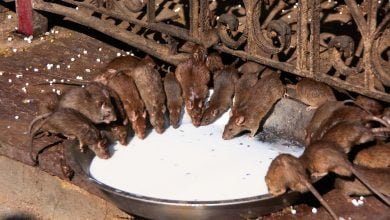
12, 48, 17, 53
291, 209, 297, 215
47, 64, 54, 70
116, 52, 121, 57
98, 47, 102, 51
174, 8, 181, 12
359, 196, 364, 201
71, 57, 75, 62
14, 116, 19, 120
77, 54, 81, 58
76, 6, 79, 10
312, 207, 317, 214
40, 37, 44, 40
96, 58, 101, 62
22, 99, 32, 104
21, 87, 27, 93
83, 50, 88, 54
56, 65, 60, 69
41, 89, 45, 93
130, 53, 134, 56
52, 88, 56, 92
76, 76, 83, 80
352, 199, 359, 207
0, 71, 4, 76
67, 65, 71, 69
7, 126, 10, 129
16, 74, 23, 78
357, 200, 364, 206
7, 15, 12, 19
60, 79, 64, 83
8, 79, 12, 83
33, 68, 39, 72
25, 82, 29, 86
56, 90, 61, 95
126, 51, 130, 55
85, 69, 91, 73
7, 37, 12, 42
54, 30, 59, 34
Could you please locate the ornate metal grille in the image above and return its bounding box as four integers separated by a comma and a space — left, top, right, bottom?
32, 0, 389, 102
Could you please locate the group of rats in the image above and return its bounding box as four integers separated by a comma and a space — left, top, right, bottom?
266, 84, 390, 219
29, 44, 389, 217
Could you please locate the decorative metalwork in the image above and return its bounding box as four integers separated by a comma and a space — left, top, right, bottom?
31, 0, 390, 102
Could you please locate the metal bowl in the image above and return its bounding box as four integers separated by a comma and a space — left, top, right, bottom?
68, 141, 302, 220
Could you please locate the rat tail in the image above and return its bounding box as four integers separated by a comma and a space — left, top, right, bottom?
352, 167, 390, 206
304, 181, 338, 220
29, 113, 52, 165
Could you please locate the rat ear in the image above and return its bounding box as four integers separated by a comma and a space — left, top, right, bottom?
162, 106, 167, 113
130, 111, 138, 122
102, 89, 110, 98
212, 109, 219, 117
142, 110, 147, 118
235, 116, 245, 125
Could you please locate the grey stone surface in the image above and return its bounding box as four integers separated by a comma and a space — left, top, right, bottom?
0, 155, 132, 220
259, 98, 315, 145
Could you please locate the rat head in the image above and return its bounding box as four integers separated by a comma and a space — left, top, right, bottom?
191, 45, 207, 63
87, 84, 117, 124
111, 125, 129, 145
94, 69, 118, 85
169, 106, 182, 129
265, 154, 309, 196
222, 114, 245, 140
90, 137, 110, 159
150, 106, 166, 134
200, 108, 220, 126
205, 53, 224, 72
186, 98, 205, 127
129, 110, 147, 139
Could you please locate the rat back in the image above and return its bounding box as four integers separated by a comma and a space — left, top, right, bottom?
296, 78, 336, 108
354, 143, 390, 169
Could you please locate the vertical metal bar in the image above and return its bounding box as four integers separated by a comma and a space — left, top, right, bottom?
190, 0, 199, 37
147, 0, 156, 22
310, 0, 320, 77
16, 0, 34, 36
296, 0, 308, 72
199, 0, 208, 33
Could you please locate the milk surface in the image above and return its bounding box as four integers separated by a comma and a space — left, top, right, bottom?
90, 107, 303, 201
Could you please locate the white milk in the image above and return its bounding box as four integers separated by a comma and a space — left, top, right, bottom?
90, 105, 303, 202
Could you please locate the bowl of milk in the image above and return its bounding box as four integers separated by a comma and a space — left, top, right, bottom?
68, 105, 306, 219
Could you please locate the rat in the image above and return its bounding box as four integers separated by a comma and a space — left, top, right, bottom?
319, 121, 376, 153
94, 55, 140, 85
310, 105, 371, 143
304, 101, 346, 145
56, 82, 118, 124
290, 78, 337, 110
355, 95, 384, 116
107, 71, 147, 139
265, 154, 338, 220
354, 143, 390, 169
37, 92, 60, 114
29, 108, 110, 165
201, 65, 239, 126
223, 73, 285, 140
126, 56, 167, 133
98, 121, 129, 145
163, 71, 183, 129
237, 61, 265, 75
300, 141, 390, 206
335, 166, 390, 198
175, 45, 210, 127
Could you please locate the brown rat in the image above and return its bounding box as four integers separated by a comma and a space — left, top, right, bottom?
292, 78, 337, 110
304, 101, 346, 145
310, 105, 370, 143
205, 52, 225, 73
163, 71, 183, 129
94, 55, 140, 85
354, 143, 390, 169
175, 45, 210, 127
38, 92, 60, 114
265, 154, 338, 220
201, 66, 239, 126
300, 141, 390, 205
355, 95, 384, 116
335, 166, 390, 198
127, 56, 167, 133
107, 71, 147, 139
320, 121, 376, 153
29, 108, 110, 164
223, 73, 284, 139
98, 121, 129, 145
237, 61, 265, 75
56, 82, 118, 124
